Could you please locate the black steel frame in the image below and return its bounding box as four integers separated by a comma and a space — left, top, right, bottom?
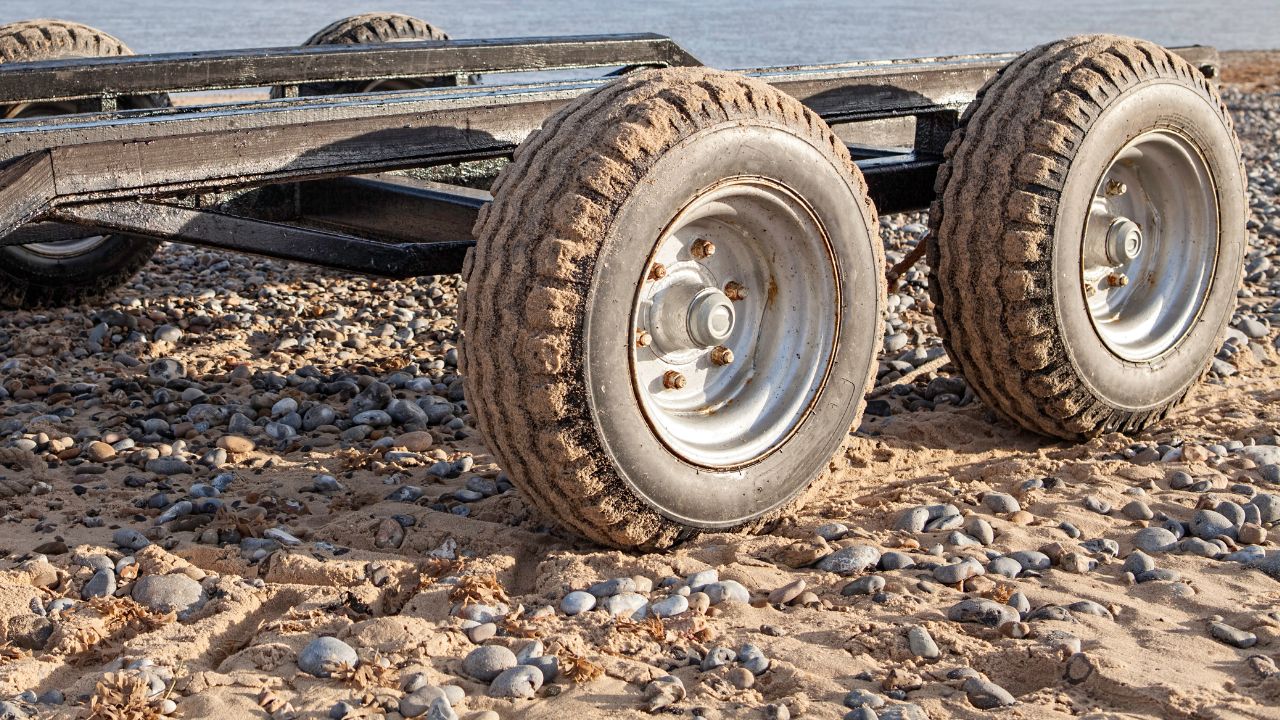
0, 33, 1219, 278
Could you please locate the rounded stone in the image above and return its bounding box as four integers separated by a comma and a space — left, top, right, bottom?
560, 590, 596, 616
462, 645, 517, 682
131, 574, 203, 614
488, 665, 543, 699
298, 636, 359, 678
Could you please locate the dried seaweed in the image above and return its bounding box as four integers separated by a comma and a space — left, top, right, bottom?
332, 655, 399, 690
86, 672, 169, 720
256, 688, 297, 719
448, 573, 509, 607
558, 649, 603, 684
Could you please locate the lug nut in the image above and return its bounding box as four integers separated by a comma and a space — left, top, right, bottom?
1106, 273, 1129, 288
691, 238, 716, 259
636, 330, 652, 348
648, 263, 667, 281
662, 370, 687, 390
1105, 180, 1127, 197
710, 346, 734, 366
724, 281, 747, 301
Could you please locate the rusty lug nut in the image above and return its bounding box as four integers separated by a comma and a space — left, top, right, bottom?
724, 281, 747, 301
710, 346, 734, 366
635, 330, 652, 348
1105, 180, 1127, 197
648, 263, 667, 281
691, 238, 716, 259
662, 370, 687, 390
1106, 273, 1129, 287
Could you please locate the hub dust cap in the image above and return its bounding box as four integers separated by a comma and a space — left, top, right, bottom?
631, 177, 840, 468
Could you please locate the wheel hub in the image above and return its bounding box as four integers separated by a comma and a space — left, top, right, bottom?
630, 177, 839, 469
1105, 217, 1143, 264
1080, 129, 1218, 362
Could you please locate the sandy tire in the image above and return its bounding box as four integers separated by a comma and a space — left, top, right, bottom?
0, 19, 166, 309
270, 13, 450, 98
460, 67, 885, 549
927, 35, 1246, 440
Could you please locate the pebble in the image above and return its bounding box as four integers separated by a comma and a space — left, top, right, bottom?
649, 595, 689, 618
643, 675, 685, 712
948, 598, 1018, 627
934, 558, 983, 584
488, 665, 543, 698
906, 626, 940, 659
981, 492, 1020, 514
462, 645, 517, 682
1133, 527, 1179, 554
560, 590, 596, 615
1209, 622, 1258, 648
704, 580, 750, 605
1122, 500, 1154, 521
769, 579, 806, 605
843, 575, 887, 596
963, 677, 1016, 708
131, 574, 203, 614
1083, 496, 1111, 515
81, 568, 116, 599
1192, 509, 1238, 540
817, 545, 882, 575
600, 592, 648, 617
298, 636, 359, 677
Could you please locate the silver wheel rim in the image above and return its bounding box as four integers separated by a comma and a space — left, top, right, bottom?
1081, 129, 1218, 361
5, 102, 110, 258
629, 177, 840, 469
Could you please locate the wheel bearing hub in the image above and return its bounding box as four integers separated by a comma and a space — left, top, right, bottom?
1105, 217, 1143, 264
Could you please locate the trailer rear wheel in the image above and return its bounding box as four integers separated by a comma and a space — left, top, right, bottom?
461, 68, 884, 549
0, 20, 166, 309
273, 13, 451, 98
928, 35, 1245, 439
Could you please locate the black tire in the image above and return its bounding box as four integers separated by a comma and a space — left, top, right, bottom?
270, 13, 450, 98
928, 35, 1245, 440
460, 68, 884, 549
0, 19, 165, 309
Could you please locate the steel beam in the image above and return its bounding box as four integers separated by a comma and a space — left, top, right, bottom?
50, 201, 469, 277
0, 34, 702, 104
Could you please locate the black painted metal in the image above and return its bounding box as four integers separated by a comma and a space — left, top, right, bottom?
0, 34, 702, 104
51, 200, 470, 278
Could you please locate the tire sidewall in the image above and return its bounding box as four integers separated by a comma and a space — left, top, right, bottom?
1051, 79, 1245, 410
583, 121, 881, 528
0, 235, 155, 288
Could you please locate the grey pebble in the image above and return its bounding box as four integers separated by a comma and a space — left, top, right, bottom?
488, 665, 543, 698
298, 636, 359, 678
462, 645, 517, 682
906, 626, 940, 659
843, 575, 887, 596
817, 545, 882, 575
131, 574, 203, 614
963, 677, 1017, 708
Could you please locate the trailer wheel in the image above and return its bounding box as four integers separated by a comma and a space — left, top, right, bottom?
928, 35, 1245, 440
0, 20, 166, 309
461, 68, 884, 549
272, 13, 451, 98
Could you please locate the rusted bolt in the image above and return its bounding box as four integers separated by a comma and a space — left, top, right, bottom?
662, 370, 687, 390
648, 263, 667, 281
1105, 180, 1127, 197
1106, 273, 1129, 288
710, 346, 734, 366
636, 330, 652, 348
724, 281, 747, 301
691, 238, 716, 259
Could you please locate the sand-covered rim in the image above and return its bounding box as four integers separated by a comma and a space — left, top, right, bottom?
0, 47, 1274, 720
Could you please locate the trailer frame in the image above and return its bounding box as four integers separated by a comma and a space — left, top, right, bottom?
0, 33, 1219, 278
